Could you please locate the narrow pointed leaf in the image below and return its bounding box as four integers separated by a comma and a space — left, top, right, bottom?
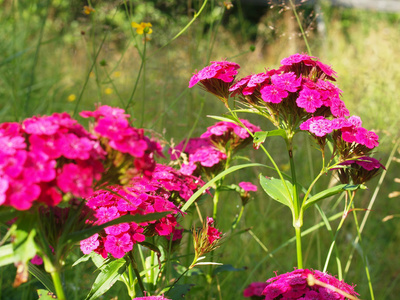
207, 114, 238, 123
85, 259, 127, 300
259, 175, 293, 210
181, 163, 267, 212
303, 184, 361, 210
29, 263, 55, 293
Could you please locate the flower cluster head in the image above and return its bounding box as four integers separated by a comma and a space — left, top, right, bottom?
245, 269, 359, 300
189, 60, 240, 106
81, 105, 162, 181
0, 105, 161, 211
227, 54, 347, 129
80, 164, 204, 259
192, 217, 223, 262
170, 119, 259, 178
335, 156, 385, 184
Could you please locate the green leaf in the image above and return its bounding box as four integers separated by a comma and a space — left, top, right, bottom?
212, 264, 245, 276
206, 114, 238, 123
0, 244, 14, 267
72, 254, 91, 267
30, 263, 55, 293
303, 184, 361, 210
181, 163, 268, 212
174, 265, 204, 277
13, 214, 37, 264
37, 289, 58, 299
165, 284, 194, 300
253, 129, 287, 144
85, 258, 127, 300
66, 212, 170, 244
259, 175, 294, 211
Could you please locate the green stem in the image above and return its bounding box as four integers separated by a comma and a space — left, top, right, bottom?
150, 0, 209, 56
126, 35, 147, 112
295, 227, 303, 269
352, 204, 375, 300
287, 135, 303, 269
133, 264, 145, 296
50, 271, 66, 300
344, 138, 399, 276
323, 191, 355, 274
232, 205, 245, 230
289, 0, 312, 55
212, 187, 220, 220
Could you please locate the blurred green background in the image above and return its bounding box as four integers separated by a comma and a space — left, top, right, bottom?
0, 0, 399, 299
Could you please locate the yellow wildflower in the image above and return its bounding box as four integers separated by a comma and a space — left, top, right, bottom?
104, 88, 113, 95
223, 1, 233, 9
131, 22, 153, 35
83, 6, 95, 15
112, 71, 121, 78
67, 94, 76, 102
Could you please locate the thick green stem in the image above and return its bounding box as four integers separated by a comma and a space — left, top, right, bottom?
287, 136, 303, 269
295, 226, 303, 269
50, 271, 66, 300
212, 187, 220, 221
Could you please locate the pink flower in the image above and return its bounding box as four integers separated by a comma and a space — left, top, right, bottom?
0, 177, 9, 205
80, 234, 100, 255
29, 133, 64, 159
1, 150, 27, 178
104, 233, 133, 258
189, 60, 239, 88
261, 269, 358, 300
7, 178, 41, 210
355, 127, 379, 149
296, 87, 323, 113
308, 118, 333, 137
330, 98, 350, 117
23, 151, 56, 183
260, 84, 288, 103
30, 255, 44, 265
61, 134, 94, 160
281, 53, 316, 66
271, 72, 301, 92
22, 116, 59, 135
0, 136, 26, 156
243, 282, 268, 298
239, 182, 258, 192
56, 163, 94, 198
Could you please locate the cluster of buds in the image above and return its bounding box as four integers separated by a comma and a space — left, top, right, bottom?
191, 217, 223, 267
244, 269, 359, 300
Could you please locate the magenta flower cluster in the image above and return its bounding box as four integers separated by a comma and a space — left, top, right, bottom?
245, 269, 359, 300
0, 105, 160, 211
80, 163, 204, 259
170, 119, 260, 176
189, 54, 383, 184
